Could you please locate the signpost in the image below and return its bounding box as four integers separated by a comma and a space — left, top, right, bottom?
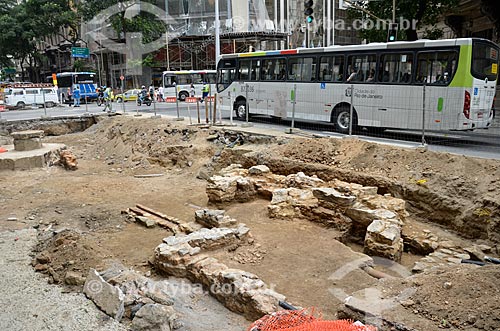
120, 75, 125, 113
71, 47, 90, 59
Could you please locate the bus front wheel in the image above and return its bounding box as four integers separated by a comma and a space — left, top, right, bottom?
235, 100, 247, 119
179, 92, 188, 101
332, 106, 357, 134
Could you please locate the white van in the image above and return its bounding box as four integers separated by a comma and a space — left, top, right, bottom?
4, 84, 59, 109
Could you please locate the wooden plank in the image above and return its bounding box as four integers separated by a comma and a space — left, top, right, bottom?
135, 204, 181, 225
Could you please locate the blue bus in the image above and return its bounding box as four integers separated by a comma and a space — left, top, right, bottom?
46, 72, 98, 103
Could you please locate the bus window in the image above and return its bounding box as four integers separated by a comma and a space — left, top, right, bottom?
288, 58, 300, 81
217, 59, 236, 92
263, 58, 286, 81
472, 41, 499, 81
250, 60, 261, 81
177, 75, 191, 85
379, 53, 413, 83
206, 73, 217, 83
217, 68, 235, 91
239, 60, 251, 80
192, 74, 203, 84
416, 51, 458, 85
319, 56, 344, 82
288, 57, 316, 82
347, 54, 376, 83
164, 75, 176, 87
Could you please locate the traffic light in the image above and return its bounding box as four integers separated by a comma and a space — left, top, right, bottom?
387, 23, 398, 42
304, 0, 314, 23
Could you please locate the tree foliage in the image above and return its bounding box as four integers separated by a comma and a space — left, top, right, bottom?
0, 0, 79, 80
25, 0, 80, 43
0, 2, 37, 69
348, 0, 460, 42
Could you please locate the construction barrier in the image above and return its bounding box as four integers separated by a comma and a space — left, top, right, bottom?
186, 97, 198, 103
165, 97, 177, 103
0, 105, 5, 112
248, 309, 377, 331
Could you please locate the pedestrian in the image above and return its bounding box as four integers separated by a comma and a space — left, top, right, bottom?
158, 85, 164, 102
103, 87, 112, 112
201, 81, 209, 102
73, 85, 81, 107
190, 83, 195, 98
149, 84, 155, 100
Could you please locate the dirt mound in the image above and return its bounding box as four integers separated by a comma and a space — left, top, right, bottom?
32, 230, 108, 285
264, 137, 500, 243
3, 116, 498, 330
409, 265, 500, 330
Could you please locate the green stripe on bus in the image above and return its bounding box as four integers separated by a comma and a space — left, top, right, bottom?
438, 97, 444, 112
239, 52, 266, 57
449, 45, 473, 88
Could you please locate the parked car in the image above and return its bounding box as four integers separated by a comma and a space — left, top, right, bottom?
115, 89, 140, 103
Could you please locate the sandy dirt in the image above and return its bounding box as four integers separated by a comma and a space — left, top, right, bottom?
1, 116, 499, 330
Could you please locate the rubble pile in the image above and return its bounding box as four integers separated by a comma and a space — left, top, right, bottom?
207, 164, 408, 261
82, 263, 181, 331
154, 209, 285, 321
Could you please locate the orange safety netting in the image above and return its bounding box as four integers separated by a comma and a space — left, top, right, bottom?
248, 309, 377, 331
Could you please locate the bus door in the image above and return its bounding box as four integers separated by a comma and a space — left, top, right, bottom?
237, 59, 267, 115
259, 58, 286, 117
373, 53, 414, 129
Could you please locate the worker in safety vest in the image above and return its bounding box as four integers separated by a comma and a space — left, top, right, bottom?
201, 81, 209, 102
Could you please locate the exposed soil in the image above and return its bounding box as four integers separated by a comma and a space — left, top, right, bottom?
1, 116, 499, 330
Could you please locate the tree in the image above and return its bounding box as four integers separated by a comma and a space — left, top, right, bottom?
25, 0, 80, 44
347, 0, 460, 42
0, 2, 38, 80
0, 0, 80, 81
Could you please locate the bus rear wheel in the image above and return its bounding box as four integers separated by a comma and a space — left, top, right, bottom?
235, 100, 247, 119
332, 106, 357, 134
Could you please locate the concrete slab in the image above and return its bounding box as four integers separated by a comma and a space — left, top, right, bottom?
0, 143, 65, 170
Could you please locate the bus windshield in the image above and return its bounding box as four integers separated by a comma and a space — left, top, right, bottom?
472, 41, 499, 81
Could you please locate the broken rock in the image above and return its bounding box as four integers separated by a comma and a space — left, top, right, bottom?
64, 271, 86, 286
248, 165, 270, 175
83, 268, 125, 321
131, 303, 176, 331
364, 219, 403, 261
312, 187, 357, 207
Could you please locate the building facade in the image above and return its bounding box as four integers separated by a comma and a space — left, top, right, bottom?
39, 0, 360, 88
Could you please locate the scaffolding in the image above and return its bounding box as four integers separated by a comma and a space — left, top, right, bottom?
153, 31, 288, 71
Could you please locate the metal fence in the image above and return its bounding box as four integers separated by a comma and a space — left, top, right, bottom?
215, 82, 500, 157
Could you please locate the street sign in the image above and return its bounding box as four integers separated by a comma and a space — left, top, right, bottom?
71, 47, 90, 59
120, 75, 125, 81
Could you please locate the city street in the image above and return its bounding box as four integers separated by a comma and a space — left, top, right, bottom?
1, 101, 500, 160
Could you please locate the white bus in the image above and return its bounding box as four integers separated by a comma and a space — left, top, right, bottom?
162, 70, 217, 101
216, 38, 499, 133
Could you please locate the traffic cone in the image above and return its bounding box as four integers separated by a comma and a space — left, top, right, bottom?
0, 147, 7, 153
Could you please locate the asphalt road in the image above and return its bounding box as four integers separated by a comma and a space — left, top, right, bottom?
1, 101, 500, 160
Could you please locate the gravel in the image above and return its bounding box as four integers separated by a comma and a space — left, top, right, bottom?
0, 228, 127, 331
